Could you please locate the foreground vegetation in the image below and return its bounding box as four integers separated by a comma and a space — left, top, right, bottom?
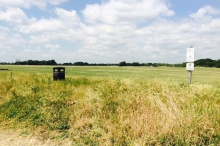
0, 67, 220, 145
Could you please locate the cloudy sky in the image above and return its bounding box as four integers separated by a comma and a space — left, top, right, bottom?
0, 0, 220, 63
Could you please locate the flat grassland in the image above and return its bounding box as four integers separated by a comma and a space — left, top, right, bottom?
2, 65, 220, 85
0, 65, 220, 145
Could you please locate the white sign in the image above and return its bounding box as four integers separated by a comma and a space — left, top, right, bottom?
186, 62, 194, 71
186, 47, 194, 62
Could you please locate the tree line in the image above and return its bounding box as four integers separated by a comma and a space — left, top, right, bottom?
13, 60, 57, 65
119, 58, 220, 68
195, 58, 220, 68
0, 58, 220, 68
62, 62, 118, 66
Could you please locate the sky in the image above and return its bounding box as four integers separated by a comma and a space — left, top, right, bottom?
0, 0, 220, 64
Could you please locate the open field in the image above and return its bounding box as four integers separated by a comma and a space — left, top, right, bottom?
1, 65, 220, 86
0, 65, 220, 145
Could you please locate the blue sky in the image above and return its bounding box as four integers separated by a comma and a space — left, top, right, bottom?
0, 0, 220, 63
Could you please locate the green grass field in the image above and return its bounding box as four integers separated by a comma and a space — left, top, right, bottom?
1, 65, 220, 86
0, 65, 220, 145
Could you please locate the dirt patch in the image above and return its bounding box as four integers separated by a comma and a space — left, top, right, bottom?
0, 129, 72, 146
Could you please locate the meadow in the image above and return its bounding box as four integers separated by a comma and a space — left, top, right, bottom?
2, 65, 220, 85
0, 65, 220, 145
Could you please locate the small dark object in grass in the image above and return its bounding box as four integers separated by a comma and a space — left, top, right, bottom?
0, 68, 9, 70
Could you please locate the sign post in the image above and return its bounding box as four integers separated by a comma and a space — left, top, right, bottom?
188, 71, 192, 84
186, 46, 194, 84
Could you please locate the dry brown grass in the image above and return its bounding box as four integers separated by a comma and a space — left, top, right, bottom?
0, 72, 220, 145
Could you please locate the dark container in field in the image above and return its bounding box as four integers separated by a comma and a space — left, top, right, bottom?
53, 67, 65, 81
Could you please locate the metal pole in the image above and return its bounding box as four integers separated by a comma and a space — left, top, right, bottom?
188, 71, 192, 84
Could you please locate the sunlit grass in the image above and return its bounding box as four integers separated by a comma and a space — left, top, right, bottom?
1, 65, 220, 86
0, 70, 220, 145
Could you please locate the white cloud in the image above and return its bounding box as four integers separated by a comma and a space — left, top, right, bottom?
0, 0, 68, 8
0, 7, 36, 24
29, 35, 50, 44
0, 28, 25, 48
0, 0, 30, 8
0, 51, 6, 55
45, 44, 60, 49
190, 5, 220, 22
10, 8, 82, 43
209, 18, 220, 30
31, 0, 68, 8
17, 18, 64, 33
77, 13, 220, 63
54, 7, 80, 26
82, 0, 174, 25
1, 1, 220, 63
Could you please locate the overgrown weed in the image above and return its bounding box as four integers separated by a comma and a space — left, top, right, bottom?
0, 72, 220, 145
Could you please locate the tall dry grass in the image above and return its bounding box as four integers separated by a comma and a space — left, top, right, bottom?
0, 71, 220, 145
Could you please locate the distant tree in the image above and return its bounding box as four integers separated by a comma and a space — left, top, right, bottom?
119, 61, 126, 67
39, 60, 46, 65
145, 63, 152, 66
73, 62, 89, 66
46, 59, 57, 65
33, 60, 39, 65
51, 59, 57, 65
63, 62, 72, 66
153, 63, 157, 67
90, 63, 97, 66
132, 62, 140, 66
27, 60, 34, 65
126, 63, 131, 66
14, 62, 20, 65
195, 58, 217, 67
